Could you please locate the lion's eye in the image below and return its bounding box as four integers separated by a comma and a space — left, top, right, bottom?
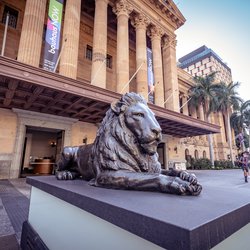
134, 113, 144, 117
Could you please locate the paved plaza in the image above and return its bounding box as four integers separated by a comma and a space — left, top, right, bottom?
0, 169, 250, 250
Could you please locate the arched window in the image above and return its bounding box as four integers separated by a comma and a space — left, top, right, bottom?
185, 149, 189, 160
203, 150, 206, 158
195, 150, 199, 159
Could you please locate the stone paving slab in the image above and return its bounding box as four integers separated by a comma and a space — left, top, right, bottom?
0, 234, 20, 250
0, 199, 15, 237
0, 179, 30, 244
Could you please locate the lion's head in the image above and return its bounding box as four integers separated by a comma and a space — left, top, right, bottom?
90, 93, 162, 175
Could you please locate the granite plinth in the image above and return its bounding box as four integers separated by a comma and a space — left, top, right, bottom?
24, 171, 250, 250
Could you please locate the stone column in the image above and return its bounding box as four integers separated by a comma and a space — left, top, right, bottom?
198, 104, 205, 120
191, 107, 197, 119
162, 35, 179, 112
17, 0, 47, 66
91, 0, 108, 88
59, 0, 81, 79
132, 14, 149, 101
148, 26, 164, 106
182, 95, 189, 116
113, 0, 132, 93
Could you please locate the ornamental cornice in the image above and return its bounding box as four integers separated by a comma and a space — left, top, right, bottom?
112, 0, 133, 17
148, 0, 185, 29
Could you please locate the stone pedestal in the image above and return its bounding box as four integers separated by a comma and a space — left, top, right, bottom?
21, 174, 250, 250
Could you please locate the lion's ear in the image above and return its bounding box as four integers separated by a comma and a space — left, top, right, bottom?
111, 100, 120, 114
111, 100, 125, 115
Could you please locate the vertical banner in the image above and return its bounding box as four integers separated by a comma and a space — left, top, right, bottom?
43, 0, 64, 72
147, 48, 155, 103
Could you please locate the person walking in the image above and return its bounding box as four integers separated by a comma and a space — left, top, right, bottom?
240, 151, 249, 183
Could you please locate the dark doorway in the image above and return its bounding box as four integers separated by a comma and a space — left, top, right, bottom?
20, 126, 64, 177
157, 143, 165, 168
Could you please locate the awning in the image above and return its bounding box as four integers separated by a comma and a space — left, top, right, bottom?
0, 56, 220, 137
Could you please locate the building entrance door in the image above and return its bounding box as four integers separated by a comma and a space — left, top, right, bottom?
157, 143, 165, 168
20, 126, 64, 177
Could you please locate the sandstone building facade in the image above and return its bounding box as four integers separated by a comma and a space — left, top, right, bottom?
178, 45, 236, 161
0, 0, 220, 179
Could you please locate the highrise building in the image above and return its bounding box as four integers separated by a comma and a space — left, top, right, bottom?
178, 45, 232, 84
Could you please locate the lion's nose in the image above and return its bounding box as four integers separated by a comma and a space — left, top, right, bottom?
151, 127, 162, 136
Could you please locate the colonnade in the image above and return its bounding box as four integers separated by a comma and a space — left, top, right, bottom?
17, 0, 180, 111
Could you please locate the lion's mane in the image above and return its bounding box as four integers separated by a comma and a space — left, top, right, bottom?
89, 93, 161, 177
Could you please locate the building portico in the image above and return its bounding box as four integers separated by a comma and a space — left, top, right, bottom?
0, 0, 224, 179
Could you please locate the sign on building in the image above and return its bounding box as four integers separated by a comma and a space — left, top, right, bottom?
147, 48, 155, 103
43, 0, 64, 72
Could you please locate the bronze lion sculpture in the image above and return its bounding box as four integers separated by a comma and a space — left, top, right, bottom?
56, 92, 202, 195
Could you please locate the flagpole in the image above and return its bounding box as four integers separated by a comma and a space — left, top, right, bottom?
148, 81, 159, 96
121, 61, 145, 94
1, 13, 9, 56
179, 97, 192, 110
53, 38, 67, 73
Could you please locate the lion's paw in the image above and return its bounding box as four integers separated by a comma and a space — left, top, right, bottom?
189, 183, 202, 196
56, 171, 75, 180
167, 181, 186, 195
179, 171, 198, 185
169, 177, 202, 196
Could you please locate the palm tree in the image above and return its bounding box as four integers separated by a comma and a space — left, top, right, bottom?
211, 81, 242, 165
231, 100, 250, 151
189, 72, 218, 166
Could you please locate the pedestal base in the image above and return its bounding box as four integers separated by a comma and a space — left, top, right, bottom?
21, 174, 250, 250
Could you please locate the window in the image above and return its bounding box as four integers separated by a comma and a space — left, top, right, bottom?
203, 151, 206, 158
185, 149, 189, 160
194, 150, 199, 159
2, 6, 18, 29
106, 54, 112, 69
85, 45, 93, 61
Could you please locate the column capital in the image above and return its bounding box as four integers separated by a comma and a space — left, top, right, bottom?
147, 26, 164, 41
131, 13, 150, 30
113, 0, 132, 17
162, 34, 177, 49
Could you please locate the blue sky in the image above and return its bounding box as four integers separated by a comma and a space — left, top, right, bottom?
174, 0, 250, 101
